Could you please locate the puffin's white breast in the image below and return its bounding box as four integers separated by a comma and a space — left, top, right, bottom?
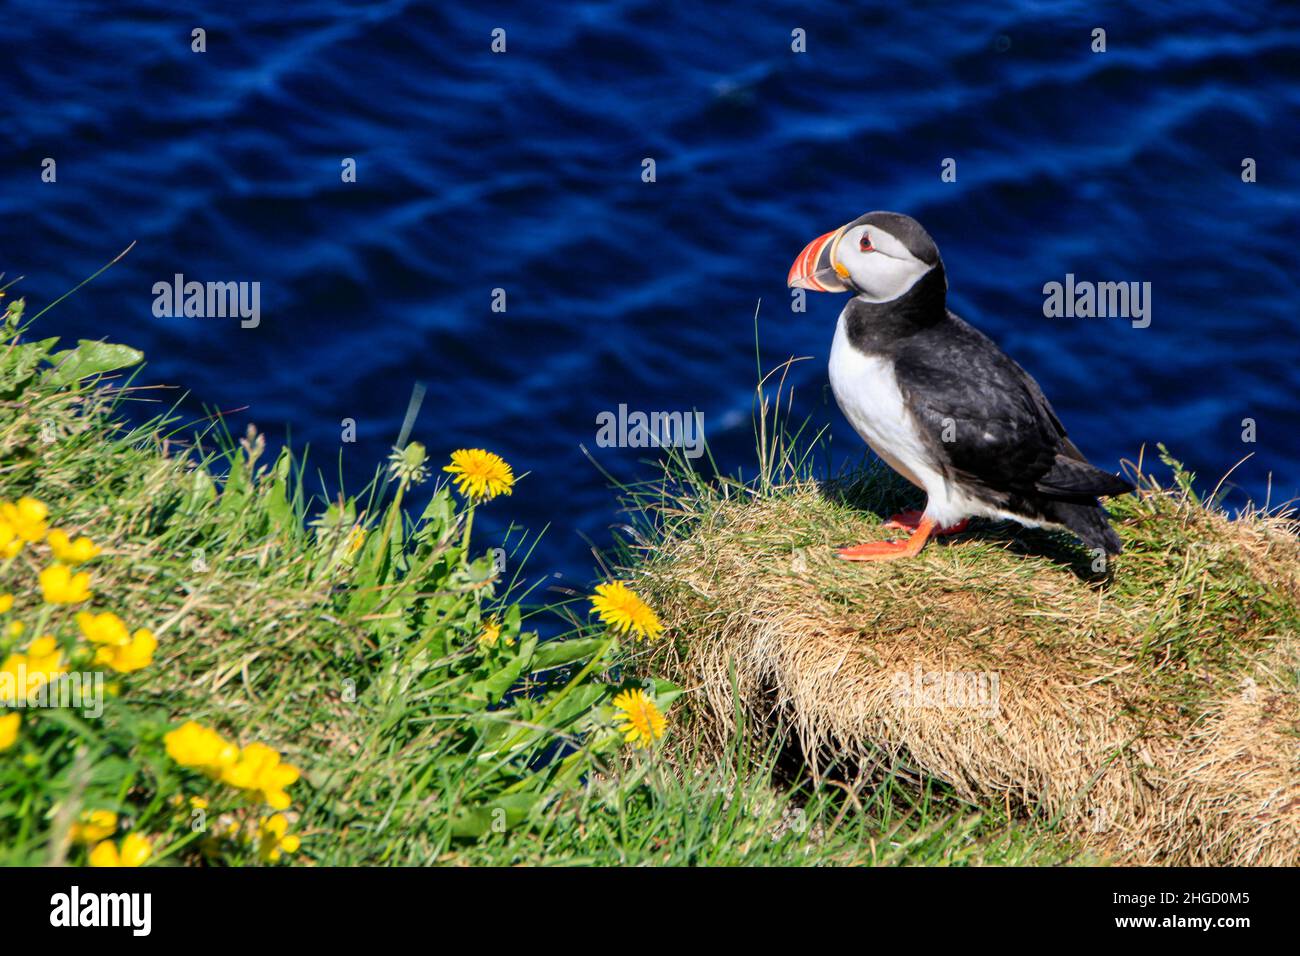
827, 308, 937, 491
827, 306, 1045, 529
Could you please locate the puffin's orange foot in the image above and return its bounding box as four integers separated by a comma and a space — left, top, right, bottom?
884, 510, 970, 536
837, 539, 916, 562
838, 516, 937, 562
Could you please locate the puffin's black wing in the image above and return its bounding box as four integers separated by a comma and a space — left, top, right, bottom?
894, 313, 1132, 550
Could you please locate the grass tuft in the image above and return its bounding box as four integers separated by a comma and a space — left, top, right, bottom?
619, 370, 1299, 865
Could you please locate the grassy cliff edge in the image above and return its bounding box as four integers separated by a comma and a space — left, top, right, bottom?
631, 427, 1300, 865
4, 290, 1295, 867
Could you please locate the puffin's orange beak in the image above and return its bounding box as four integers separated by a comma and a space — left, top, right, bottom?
788, 226, 850, 292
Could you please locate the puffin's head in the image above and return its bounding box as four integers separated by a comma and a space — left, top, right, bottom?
787, 211, 942, 302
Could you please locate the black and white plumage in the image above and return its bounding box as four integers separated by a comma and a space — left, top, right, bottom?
789, 211, 1133, 559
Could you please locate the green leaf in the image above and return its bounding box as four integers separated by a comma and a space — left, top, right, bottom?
182, 468, 217, 512
264, 448, 295, 531
531, 637, 608, 672
649, 678, 686, 709
541, 683, 608, 730
43, 339, 143, 386
449, 792, 542, 838
0, 337, 59, 397
474, 636, 537, 703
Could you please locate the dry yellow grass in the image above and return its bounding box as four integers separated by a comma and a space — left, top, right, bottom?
633, 454, 1299, 865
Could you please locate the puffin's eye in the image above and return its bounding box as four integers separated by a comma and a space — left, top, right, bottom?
859, 233, 874, 251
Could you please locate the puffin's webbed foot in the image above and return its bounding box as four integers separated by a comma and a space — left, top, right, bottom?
838, 516, 937, 562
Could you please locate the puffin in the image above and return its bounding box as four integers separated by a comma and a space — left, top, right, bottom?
788, 211, 1134, 562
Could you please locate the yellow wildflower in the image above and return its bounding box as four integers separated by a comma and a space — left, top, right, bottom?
443, 449, 515, 502
0, 712, 18, 751
256, 813, 301, 862
221, 742, 301, 810
478, 621, 502, 647
39, 564, 92, 604
0, 636, 67, 704
25, 636, 65, 674
164, 721, 240, 777
611, 688, 667, 748
94, 628, 157, 673
345, 527, 366, 556
5, 621, 23, 640
70, 809, 119, 844
0, 521, 23, 559
477, 620, 513, 649
76, 611, 131, 646
0, 497, 48, 543
590, 581, 663, 641
47, 529, 101, 564
88, 833, 151, 868
0, 594, 11, 613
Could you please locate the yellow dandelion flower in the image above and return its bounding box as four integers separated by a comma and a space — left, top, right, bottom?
5, 621, 23, 640
0, 498, 48, 543
70, 809, 119, 844
443, 449, 515, 502
611, 689, 667, 748
476, 620, 514, 649
256, 813, 301, 862
164, 721, 240, 777
590, 581, 663, 641
93, 628, 157, 674
0, 594, 11, 613
88, 833, 151, 868
47, 529, 101, 564
0, 712, 18, 751
221, 742, 301, 810
478, 621, 502, 648
39, 564, 92, 604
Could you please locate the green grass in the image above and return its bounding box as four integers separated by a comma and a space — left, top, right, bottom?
443, 740, 1086, 866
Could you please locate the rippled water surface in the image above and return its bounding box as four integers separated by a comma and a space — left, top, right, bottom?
3, 1, 1298, 580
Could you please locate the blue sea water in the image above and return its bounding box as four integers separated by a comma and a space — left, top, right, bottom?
2, 1, 1298, 583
